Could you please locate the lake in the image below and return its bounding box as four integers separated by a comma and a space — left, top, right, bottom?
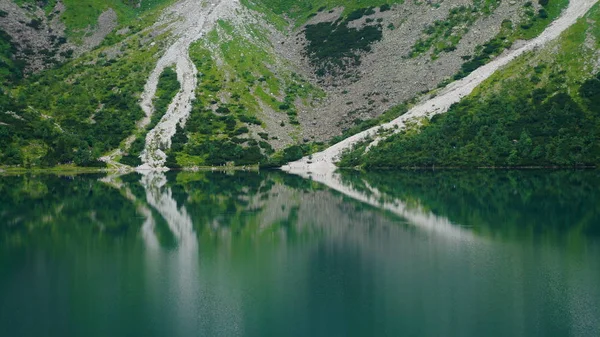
1, 170, 599, 337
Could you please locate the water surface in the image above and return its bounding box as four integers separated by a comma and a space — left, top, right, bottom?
1, 170, 599, 337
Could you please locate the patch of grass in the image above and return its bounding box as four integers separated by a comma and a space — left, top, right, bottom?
14, 0, 58, 13
17, 0, 175, 41
152, 67, 180, 126
120, 66, 180, 165
0, 29, 25, 86
515, 0, 567, 39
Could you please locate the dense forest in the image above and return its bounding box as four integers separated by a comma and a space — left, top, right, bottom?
340, 73, 600, 168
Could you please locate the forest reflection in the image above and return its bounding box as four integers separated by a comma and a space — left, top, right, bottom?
1, 170, 599, 249
1, 170, 600, 337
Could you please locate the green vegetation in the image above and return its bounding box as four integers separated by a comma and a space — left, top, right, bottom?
0, 0, 588, 171
174, 40, 269, 167
409, 0, 564, 62
164, 22, 322, 168
342, 73, 600, 168
329, 103, 408, 145
16, 0, 175, 40
0, 0, 182, 169
515, 0, 567, 39
152, 67, 180, 126
0, 98, 94, 167
265, 145, 307, 167
410, 2, 501, 59
120, 66, 180, 166
304, 8, 383, 77
341, 5, 600, 169
0, 29, 25, 86
0, 16, 171, 168
13, 0, 58, 12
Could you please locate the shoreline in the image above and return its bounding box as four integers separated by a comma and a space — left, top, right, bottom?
1, 165, 596, 175
0, 164, 261, 175
335, 165, 598, 171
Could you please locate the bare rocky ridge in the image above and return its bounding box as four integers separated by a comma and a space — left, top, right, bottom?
0, 0, 123, 73
283, 0, 598, 175
0, 0, 71, 73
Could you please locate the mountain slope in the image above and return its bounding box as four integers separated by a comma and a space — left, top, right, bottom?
339, 1, 600, 168
0, 0, 597, 170
283, 0, 599, 173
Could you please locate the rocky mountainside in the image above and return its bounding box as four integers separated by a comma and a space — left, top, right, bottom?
0, 0, 596, 170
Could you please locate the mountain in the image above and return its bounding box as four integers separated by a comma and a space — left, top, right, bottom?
337, 0, 600, 168
0, 0, 597, 170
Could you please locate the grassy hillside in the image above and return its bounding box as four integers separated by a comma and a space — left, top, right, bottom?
0, 2, 173, 168
1, 0, 325, 169
340, 3, 600, 169
15, 0, 174, 39
451, 0, 568, 81
166, 20, 323, 168
1, 0, 595, 170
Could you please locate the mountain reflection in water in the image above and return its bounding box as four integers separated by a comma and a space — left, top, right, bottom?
0, 170, 599, 337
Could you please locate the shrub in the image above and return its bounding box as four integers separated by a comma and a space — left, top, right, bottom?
233, 126, 249, 135
216, 106, 231, 114
304, 8, 383, 76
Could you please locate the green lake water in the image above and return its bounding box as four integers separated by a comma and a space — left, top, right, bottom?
1, 170, 599, 337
